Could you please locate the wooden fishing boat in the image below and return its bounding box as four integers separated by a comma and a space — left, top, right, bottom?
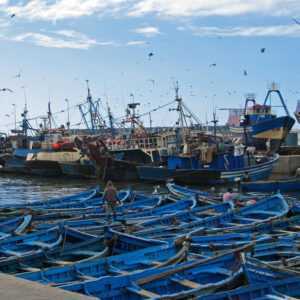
104, 227, 167, 254
167, 182, 265, 205
0, 215, 32, 240
29, 189, 131, 210
137, 202, 232, 229
116, 198, 197, 222
190, 232, 300, 264
32, 193, 163, 217
189, 232, 271, 256
200, 277, 300, 300
62, 246, 249, 299
0, 226, 105, 273
241, 177, 300, 192
166, 182, 210, 198
133, 193, 289, 240
18, 241, 189, 286
250, 235, 300, 264
245, 256, 300, 285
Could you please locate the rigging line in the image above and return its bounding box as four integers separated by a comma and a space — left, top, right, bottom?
114, 100, 177, 122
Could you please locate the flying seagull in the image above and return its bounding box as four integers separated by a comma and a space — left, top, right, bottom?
148, 52, 154, 60
293, 18, 300, 25
13, 73, 21, 79
0, 88, 13, 92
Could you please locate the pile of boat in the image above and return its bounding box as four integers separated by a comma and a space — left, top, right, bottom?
1, 183, 300, 299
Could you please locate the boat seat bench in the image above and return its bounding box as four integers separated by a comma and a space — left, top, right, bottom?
171, 278, 202, 289
127, 286, 160, 298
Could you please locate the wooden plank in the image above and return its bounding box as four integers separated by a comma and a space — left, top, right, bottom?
127, 286, 159, 298
46, 260, 73, 266
76, 275, 96, 281
234, 216, 260, 222
71, 250, 100, 257
175, 279, 202, 289
18, 266, 41, 272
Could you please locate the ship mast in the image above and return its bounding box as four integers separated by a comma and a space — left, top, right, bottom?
107, 103, 115, 137
78, 80, 106, 134
264, 82, 291, 117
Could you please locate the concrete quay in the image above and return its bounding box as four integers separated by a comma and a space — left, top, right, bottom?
272, 155, 300, 177
0, 272, 96, 300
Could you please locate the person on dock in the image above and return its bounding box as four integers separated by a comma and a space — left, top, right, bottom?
103, 181, 120, 222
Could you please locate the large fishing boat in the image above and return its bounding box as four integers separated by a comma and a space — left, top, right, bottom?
137, 150, 279, 185
229, 84, 295, 152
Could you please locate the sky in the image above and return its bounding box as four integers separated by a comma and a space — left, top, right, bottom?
0, 0, 300, 133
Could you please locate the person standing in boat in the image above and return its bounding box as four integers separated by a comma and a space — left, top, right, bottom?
222, 188, 237, 209
103, 181, 120, 222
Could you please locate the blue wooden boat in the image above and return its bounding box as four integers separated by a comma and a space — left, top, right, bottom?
116, 198, 196, 221
250, 236, 300, 264
62, 246, 248, 299
29, 189, 131, 210
32, 193, 163, 217
189, 193, 289, 233
242, 176, 300, 193
166, 182, 210, 198
199, 277, 300, 300
190, 232, 300, 264
0, 226, 106, 273
104, 228, 167, 254
245, 256, 300, 285
133, 194, 289, 240
0, 215, 32, 239
189, 232, 271, 255
34, 217, 107, 232
18, 242, 189, 286
167, 182, 264, 204
137, 202, 232, 229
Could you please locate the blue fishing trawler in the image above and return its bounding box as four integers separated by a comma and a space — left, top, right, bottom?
230, 84, 295, 152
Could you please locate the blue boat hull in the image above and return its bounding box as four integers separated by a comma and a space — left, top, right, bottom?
137, 155, 278, 184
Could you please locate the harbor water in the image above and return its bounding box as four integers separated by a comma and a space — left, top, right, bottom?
0, 174, 157, 206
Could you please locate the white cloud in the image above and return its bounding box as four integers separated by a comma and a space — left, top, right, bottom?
12, 30, 100, 49
9, 29, 145, 49
4, 0, 128, 21
133, 26, 160, 37
126, 40, 146, 46
1, 0, 300, 21
183, 24, 300, 37
129, 0, 300, 17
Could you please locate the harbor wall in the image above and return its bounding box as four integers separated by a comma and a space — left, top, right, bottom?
272, 155, 300, 176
